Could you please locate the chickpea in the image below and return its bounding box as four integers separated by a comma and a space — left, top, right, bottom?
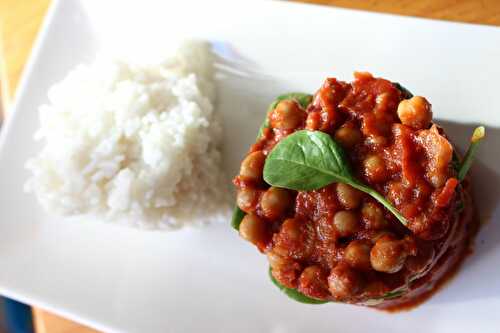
261, 187, 294, 219
397, 96, 432, 130
301, 265, 324, 282
370, 235, 408, 273
344, 240, 372, 271
267, 251, 287, 270
334, 125, 362, 148
336, 183, 363, 209
236, 188, 259, 213
363, 154, 387, 183
269, 255, 300, 289
270, 100, 305, 130
280, 218, 301, 242
361, 202, 387, 230
333, 210, 359, 237
328, 263, 362, 299
298, 265, 330, 300
240, 150, 265, 182
239, 213, 267, 246
273, 218, 314, 260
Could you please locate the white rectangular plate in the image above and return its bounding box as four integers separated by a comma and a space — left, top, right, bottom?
1, 0, 499, 332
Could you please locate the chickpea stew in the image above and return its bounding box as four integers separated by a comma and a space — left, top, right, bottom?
232, 72, 483, 309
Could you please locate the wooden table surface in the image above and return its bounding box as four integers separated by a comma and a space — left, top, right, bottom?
1, 0, 499, 332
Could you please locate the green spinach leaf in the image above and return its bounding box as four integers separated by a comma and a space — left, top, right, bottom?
263, 130, 409, 226
263, 130, 355, 190
381, 289, 405, 300
458, 126, 485, 181
269, 267, 329, 304
231, 206, 245, 231
393, 82, 414, 99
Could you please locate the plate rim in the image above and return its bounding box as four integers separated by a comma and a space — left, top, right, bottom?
0, 1, 499, 332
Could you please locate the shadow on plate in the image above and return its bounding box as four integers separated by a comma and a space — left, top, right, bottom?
212, 43, 294, 183
430, 120, 500, 304
210, 51, 500, 304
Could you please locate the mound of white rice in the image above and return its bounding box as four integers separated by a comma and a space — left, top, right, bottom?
25, 41, 230, 229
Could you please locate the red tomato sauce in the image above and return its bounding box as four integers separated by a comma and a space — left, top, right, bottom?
233, 72, 478, 309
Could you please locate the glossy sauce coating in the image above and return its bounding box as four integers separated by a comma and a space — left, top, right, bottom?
233, 72, 477, 307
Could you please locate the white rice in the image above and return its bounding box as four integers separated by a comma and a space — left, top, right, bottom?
25, 41, 230, 229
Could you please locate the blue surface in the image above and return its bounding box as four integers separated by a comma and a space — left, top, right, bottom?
2, 298, 33, 333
